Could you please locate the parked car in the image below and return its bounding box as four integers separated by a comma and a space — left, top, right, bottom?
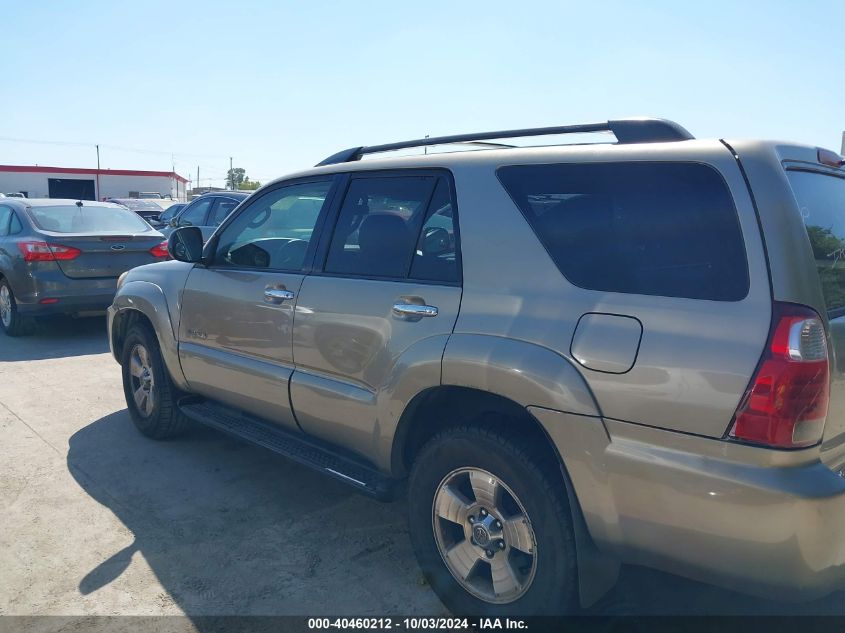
159, 191, 249, 241
5, 192, 25, 198
148, 203, 186, 229
107, 118, 845, 616
0, 199, 168, 335
106, 198, 166, 224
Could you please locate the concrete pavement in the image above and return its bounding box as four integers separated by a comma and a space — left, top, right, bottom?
1, 316, 844, 618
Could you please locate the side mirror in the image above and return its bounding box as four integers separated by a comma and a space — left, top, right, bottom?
169, 217, 179, 228
168, 227, 204, 263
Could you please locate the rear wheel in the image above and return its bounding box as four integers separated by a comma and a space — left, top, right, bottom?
0, 279, 32, 337
408, 425, 579, 616
121, 322, 189, 439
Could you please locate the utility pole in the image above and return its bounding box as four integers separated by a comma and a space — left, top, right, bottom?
841, 131, 844, 155
196, 166, 200, 196
229, 156, 233, 190
95, 144, 101, 201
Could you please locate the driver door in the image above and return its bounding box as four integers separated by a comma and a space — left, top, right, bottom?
178, 178, 337, 430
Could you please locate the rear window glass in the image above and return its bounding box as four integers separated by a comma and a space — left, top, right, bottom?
110, 199, 162, 211
497, 162, 749, 301
26, 205, 152, 233
787, 170, 845, 314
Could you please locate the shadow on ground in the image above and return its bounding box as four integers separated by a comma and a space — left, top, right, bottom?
0, 315, 109, 362
67, 410, 845, 618
67, 410, 442, 618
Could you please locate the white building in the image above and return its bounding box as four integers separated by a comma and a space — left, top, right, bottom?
0, 165, 188, 201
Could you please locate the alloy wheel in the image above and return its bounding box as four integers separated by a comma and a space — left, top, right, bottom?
0, 285, 12, 328
431, 467, 538, 604
129, 343, 156, 417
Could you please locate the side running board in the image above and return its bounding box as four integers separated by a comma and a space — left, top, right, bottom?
178, 398, 397, 500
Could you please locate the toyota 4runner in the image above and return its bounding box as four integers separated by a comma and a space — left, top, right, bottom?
107, 118, 845, 615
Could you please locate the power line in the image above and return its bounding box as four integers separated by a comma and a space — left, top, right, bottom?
0, 135, 229, 160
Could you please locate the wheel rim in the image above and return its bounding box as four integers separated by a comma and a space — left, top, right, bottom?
129, 344, 155, 417
432, 467, 538, 604
0, 285, 12, 328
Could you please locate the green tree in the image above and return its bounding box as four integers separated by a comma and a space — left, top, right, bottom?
238, 179, 261, 191
226, 167, 247, 188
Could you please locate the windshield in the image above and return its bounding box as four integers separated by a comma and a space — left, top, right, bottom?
787, 169, 845, 315
110, 199, 162, 211
26, 204, 152, 233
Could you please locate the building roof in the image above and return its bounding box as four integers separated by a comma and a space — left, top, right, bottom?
0, 164, 188, 184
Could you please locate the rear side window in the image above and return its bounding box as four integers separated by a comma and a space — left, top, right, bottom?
498, 162, 749, 301
325, 176, 436, 279
786, 170, 845, 315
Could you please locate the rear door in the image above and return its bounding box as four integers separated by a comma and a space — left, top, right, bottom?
177, 178, 337, 430
290, 171, 462, 461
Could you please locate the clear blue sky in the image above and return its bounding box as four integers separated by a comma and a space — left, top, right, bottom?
1, 0, 843, 188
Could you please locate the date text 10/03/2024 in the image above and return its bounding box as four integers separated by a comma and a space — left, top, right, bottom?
307, 617, 528, 630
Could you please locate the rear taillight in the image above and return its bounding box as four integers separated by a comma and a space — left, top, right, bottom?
149, 241, 169, 259
17, 241, 82, 262
729, 302, 830, 448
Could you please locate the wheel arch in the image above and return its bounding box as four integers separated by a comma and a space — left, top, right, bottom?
110, 281, 188, 390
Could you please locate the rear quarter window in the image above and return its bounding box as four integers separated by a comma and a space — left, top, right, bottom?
497, 161, 749, 301
786, 169, 845, 315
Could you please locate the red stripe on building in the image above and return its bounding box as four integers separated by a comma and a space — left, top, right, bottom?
0, 164, 189, 184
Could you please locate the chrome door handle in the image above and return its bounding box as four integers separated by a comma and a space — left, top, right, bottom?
392, 302, 438, 318
264, 288, 295, 302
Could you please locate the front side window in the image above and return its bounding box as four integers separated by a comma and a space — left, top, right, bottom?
498, 162, 749, 301
787, 169, 845, 315
214, 181, 332, 270
179, 198, 213, 226
325, 176, 436, 278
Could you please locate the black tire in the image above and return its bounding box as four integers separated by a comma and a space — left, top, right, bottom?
408, 425, 579, 616
0, 278, 33, 337
121, 322, 190, 439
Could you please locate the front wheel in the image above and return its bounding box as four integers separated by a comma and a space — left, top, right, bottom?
408, 426, 579, 616
121, 323, 189, 439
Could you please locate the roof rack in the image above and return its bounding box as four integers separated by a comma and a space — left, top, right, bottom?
316, 118, 693, 166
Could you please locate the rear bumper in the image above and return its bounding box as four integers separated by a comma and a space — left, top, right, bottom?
531, 407, 845, 601
15, 269, 117, 315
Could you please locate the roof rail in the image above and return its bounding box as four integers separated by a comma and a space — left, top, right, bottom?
316, 118, 693, 166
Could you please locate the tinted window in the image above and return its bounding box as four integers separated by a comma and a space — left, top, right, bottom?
179, 198, 213, 226
0, 206, 10, 236
787, 170, 845, 314
325, 176, 436, 278
409, 178, 459, 282
26, 204, 151, 233
215, 181, 332, 270
498, 162, 748, 301
209, 198, 239, 227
